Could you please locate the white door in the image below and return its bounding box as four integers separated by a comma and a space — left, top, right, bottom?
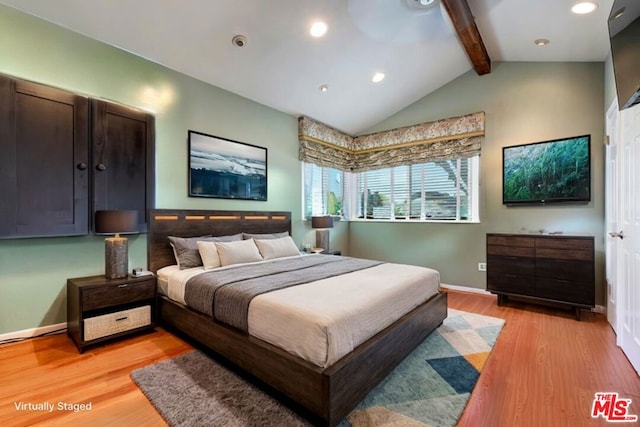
605, 100, 619, 332
614, 102, 640, 375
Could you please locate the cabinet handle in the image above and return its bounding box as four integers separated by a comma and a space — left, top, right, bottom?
76, 162, 87, 170
118, 284, 128, 288
96, 163, 106, 171
115, 316, 128, 322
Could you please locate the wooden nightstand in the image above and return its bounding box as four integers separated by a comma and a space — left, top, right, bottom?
66, 274, 156, 353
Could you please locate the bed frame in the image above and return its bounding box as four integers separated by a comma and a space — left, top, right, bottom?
148, 209, 447, 426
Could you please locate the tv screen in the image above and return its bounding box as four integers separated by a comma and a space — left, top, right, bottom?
502, 135, 591, 205
608, 0, 640, 110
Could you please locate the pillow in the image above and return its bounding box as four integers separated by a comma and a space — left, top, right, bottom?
197, 240, 222, 269
215, 239, 263, 266
254, 236, 301, 260
168, 235, 211, 269
242, 231, 289, 240
169, 233, 243, 269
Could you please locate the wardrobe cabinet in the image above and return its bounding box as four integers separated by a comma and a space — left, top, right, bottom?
92, 99, 155, 233
0, 75, 90, 238
0, 74, 155, 239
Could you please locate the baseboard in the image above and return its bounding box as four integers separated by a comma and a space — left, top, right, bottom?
440, 283, 492, 296
592, 305, 606, 315
0, 322, 67, 343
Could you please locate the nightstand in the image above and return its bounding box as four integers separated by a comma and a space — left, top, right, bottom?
66, 274, 156, 353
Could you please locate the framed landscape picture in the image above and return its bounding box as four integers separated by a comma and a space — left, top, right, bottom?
188, 130, 267, 200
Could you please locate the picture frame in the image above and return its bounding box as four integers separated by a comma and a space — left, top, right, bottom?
188, 130, 267, 200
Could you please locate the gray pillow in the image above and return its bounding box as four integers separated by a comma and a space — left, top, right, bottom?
242, 231, 289, 240
169, 233, 242, 269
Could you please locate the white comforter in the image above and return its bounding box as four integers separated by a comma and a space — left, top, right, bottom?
157, 256, 440, 368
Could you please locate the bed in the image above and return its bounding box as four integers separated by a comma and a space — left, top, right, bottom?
147, 209, 447, 426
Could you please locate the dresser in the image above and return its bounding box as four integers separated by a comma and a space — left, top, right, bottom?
486, 233, 595, 320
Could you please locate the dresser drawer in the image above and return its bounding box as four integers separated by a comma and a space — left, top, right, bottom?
487, 245, 535, 257
487, 235, 535, 248
487, 271, 535, 295
535, 278, 594, 306
535, 248, 592, 261
535, 237, 593, 251
536, 259, 593, 283
83, 279, 155, 311
84, 305, 151, 341
488, 254, 535, 276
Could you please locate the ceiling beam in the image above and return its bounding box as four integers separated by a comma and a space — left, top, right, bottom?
441, 0, 491, 75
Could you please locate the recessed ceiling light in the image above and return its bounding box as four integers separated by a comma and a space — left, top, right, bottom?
534, 38, 550, 46
231, 35, 247, 47
571, 1, 598, 14
403, 0, 439, 10
319, 84, 328, 92
310, 21, 328, 38
372, 72, 386, 83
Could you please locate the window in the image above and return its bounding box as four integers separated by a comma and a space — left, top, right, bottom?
356, 157, 479, 221
303, 156, 479, 222
302, 163, 346, 218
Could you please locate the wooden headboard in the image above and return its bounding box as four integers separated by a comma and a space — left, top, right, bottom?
147, 209, 292, 272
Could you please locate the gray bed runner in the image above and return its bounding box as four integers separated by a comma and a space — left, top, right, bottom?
184, 255, 382, 332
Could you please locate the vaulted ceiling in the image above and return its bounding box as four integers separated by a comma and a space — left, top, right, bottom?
0, 0, 614, 134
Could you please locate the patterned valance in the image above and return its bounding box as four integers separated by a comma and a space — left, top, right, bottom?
298, 112, 485, 172
298, 116, 354, 171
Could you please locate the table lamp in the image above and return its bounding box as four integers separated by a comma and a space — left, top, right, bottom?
311, 215, 333, 252
95, 210, 138, 279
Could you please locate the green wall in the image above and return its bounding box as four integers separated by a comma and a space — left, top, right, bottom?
0, 4, 607, 335
0, 5, 351, 334
352, 62, 606, 304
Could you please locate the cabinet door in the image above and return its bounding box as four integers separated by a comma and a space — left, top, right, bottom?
0, 75, 89, 238
92, 100, 155, 232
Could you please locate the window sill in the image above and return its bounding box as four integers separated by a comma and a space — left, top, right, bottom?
348, 218, 480, 224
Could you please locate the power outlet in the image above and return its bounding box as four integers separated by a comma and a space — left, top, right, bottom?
478, 262, 487, 271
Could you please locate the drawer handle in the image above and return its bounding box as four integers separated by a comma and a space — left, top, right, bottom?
118, 284, 128, 288
505, 274, 517, 278
115, 316, 128, 322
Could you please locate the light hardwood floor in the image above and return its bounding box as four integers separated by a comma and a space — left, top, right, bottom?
1, 290, 639, 427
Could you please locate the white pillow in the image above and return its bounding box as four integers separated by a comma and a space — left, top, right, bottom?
215, 239, 263, 266
255, 236, 300, 260
197, 240, 222, 269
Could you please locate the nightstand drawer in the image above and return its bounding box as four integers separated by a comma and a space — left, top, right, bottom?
84, 305, 151, 341
83, 279, 155, 311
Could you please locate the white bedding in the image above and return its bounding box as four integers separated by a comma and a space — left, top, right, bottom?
158, 256, 440, 368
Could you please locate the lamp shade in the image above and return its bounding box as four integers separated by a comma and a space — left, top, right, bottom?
311, 215, 333, 229
95, 210, 138, 234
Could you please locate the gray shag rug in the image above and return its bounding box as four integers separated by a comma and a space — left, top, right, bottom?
131, 309, 504, 427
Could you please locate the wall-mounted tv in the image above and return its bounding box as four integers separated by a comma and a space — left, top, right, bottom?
608, 0, 640, 110
502, 135, 591, 205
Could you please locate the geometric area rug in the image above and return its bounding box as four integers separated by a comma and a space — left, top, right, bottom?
130, 309, 505, 427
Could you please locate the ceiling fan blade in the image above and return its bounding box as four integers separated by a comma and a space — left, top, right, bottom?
347, 0, 449, 43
